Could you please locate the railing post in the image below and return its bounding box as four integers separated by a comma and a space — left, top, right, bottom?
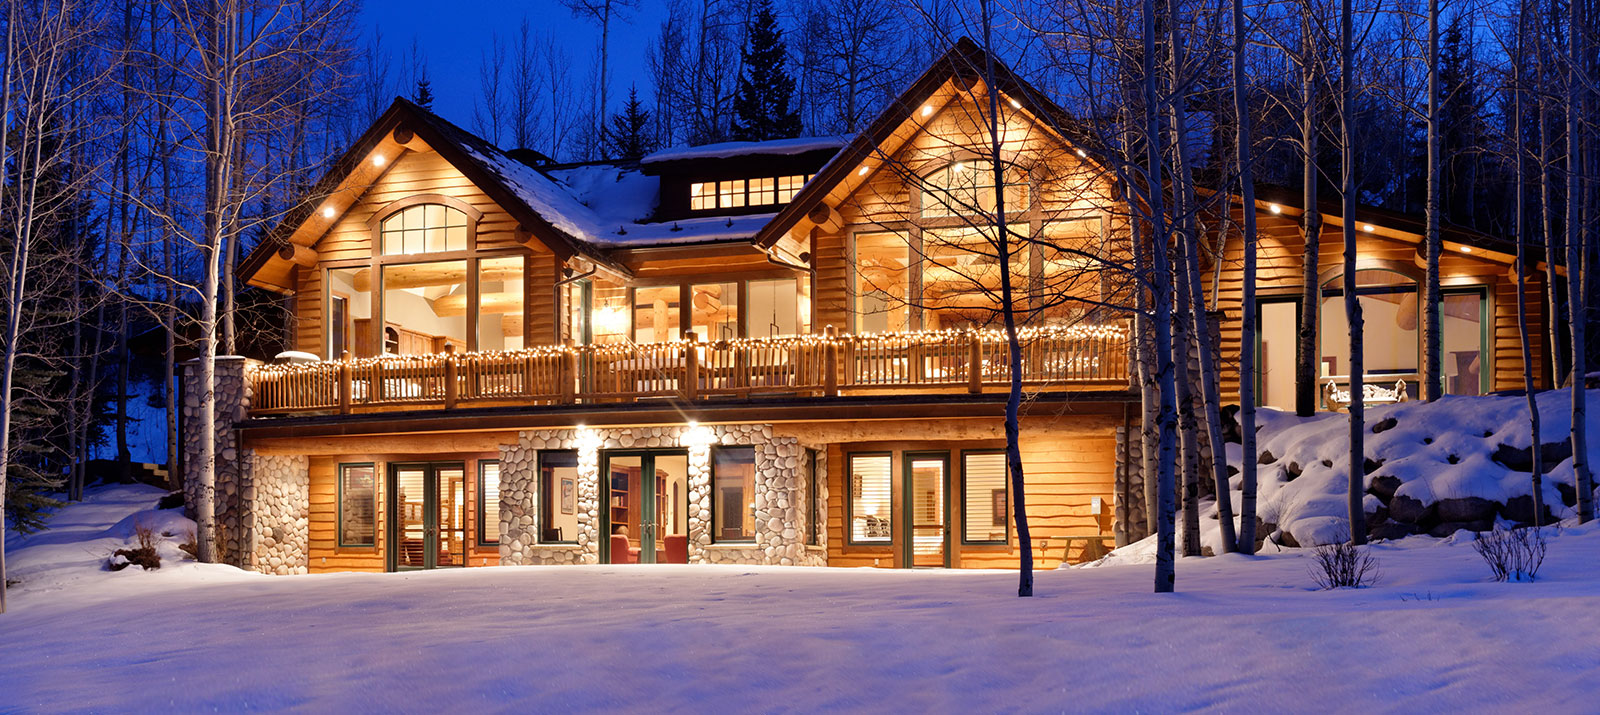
338, 350, 352, 415
562, 348, 579, 404
968, 331, 983, 394
823, 325, 839, 397
443, 344, 459, 409
684, 331, 700, 401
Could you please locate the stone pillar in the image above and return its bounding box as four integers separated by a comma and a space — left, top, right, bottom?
180, 356, 254, 568
498, 429, 595, 565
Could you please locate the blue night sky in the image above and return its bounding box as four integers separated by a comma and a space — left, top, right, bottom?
360, 0, 668, 129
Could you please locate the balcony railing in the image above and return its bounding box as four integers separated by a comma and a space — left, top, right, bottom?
247, 323, 1132, 416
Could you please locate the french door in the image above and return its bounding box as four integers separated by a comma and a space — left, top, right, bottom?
903, 452, 951, 568
601, 450, 689, 564
387, 461, 467, 571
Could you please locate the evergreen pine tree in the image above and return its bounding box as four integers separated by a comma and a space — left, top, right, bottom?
730, 0, 802, 141
605, 86, 656, 160
414, 76, 435, 111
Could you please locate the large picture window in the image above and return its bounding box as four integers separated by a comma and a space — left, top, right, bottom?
338, 463, 376, 547
1320, 270, 1420, 392
713, 447, 757, 542
962, 452, 1007, 544
479, 461, 501, 546
852, 232, 911, 333
848, 453, 892, 544
539, 451, 580, 543
381, 260, 469, 354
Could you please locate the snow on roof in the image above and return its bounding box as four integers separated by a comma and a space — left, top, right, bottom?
641, 135, 849, 165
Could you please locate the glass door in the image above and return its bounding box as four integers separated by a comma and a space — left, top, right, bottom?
388, 462, 466, 571
601, 451, 689, 564
904, 452, 950, 568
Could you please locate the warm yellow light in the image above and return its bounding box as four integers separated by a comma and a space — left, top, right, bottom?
322, 206, 335, 219
1362, 224, 1375, 232
1009, 98, 1021, 109
372, 154, 386, 167
1075, 148, 1087, 158
857, 166, 869, 176
1269, 203, 1282, 214
1460, 245, 1472, 253
921, 105, 933, 117
952, 162, 966, 172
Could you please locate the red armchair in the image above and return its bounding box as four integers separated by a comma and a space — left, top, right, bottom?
610, 534, 638, 564
663, 534, 688, 564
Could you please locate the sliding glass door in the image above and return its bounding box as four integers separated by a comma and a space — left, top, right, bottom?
387, 462, 466, 571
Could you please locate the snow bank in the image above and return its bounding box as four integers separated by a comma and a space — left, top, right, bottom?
1215, 389, 1600, 547
6, 484, 1600, 711
641, 135, 848, 164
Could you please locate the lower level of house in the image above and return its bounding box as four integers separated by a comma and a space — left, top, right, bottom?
183, 360, 1136, 575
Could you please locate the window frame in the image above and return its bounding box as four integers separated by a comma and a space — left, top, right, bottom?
337, 462, 378, 549
477, 459, 501, 547
846, 451, 895, 546
849, 229, 913, 335
806, 448, 820, 547
537, 450, 580, 545
1318, 268, 1423, 380
960, 449, 1009, 546
710, 445, 758, 544
1253, 295, 1303, 408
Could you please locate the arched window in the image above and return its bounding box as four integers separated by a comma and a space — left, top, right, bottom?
380, 203, 468, 255
919, 161, 1030, 219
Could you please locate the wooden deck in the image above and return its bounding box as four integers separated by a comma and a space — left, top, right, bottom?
249, 323, 1132, 417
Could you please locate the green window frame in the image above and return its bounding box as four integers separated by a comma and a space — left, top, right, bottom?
538, 450, 580, 544
478, 460, 501, 546
847, 452, 894, 545
337, 462, 377, 548
960, 450, 1009, 545
806, 448, 820, 546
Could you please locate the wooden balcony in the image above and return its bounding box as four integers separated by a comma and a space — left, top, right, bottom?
247, 323, 1132, 417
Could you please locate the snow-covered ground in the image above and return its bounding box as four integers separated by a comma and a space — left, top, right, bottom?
5, 484, 1600, 711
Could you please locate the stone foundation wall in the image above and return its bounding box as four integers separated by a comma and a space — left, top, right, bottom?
498, 423, 827, 567
248, 452, 310, 575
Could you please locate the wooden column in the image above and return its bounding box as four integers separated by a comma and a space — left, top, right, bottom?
337, 351, 352, 415
823, 325, 839, 397
684, 331, 699, 401
443, 344, 459, 409
968, 332, 983, 394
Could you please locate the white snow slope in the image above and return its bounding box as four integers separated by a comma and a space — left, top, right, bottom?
5, 484, 1600, 712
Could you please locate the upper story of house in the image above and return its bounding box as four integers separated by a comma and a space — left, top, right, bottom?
237, 38, 1544, 419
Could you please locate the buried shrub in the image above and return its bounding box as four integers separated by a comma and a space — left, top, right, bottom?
1308, 537, 1380, 589
1472, 526, 1548, 582
108, 523, 161, 571
178, 529, 198, 559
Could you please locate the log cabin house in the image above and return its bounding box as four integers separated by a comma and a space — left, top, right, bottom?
189, 38, 1548, 576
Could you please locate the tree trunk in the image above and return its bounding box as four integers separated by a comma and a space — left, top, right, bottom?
1142, 0, 1179, 593
1513, 0, 1545, 525
1340, 0, 1367, 544
1422, 0, 1442, 402
1566, 0, 1592, 523
1233, 0, 1260, 553
1295, 7, 1322, 417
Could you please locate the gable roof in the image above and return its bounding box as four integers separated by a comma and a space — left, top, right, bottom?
751, 37, 1088, 252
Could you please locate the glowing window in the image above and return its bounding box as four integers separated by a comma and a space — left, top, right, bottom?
749, 177, 776, 205
718, 180, 746, 209
920, 162, 1029, 219
777, 175, 805, 203
690, 182, 715, 211
380, 204, 468, 255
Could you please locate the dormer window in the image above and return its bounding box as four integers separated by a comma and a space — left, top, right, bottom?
381, 203, 468, 255
688, 175, 812, 212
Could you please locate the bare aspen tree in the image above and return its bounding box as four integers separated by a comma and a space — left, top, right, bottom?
1510, 0, 1544, 525
563, 0, 640, 157
1233, 0, 1261, 553
1565, 0, 1592, 523
0, 0, 103, 613
1295, 1, 1323, 418
1421, 0, 1441, 402
1339, 0, 1366, 544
